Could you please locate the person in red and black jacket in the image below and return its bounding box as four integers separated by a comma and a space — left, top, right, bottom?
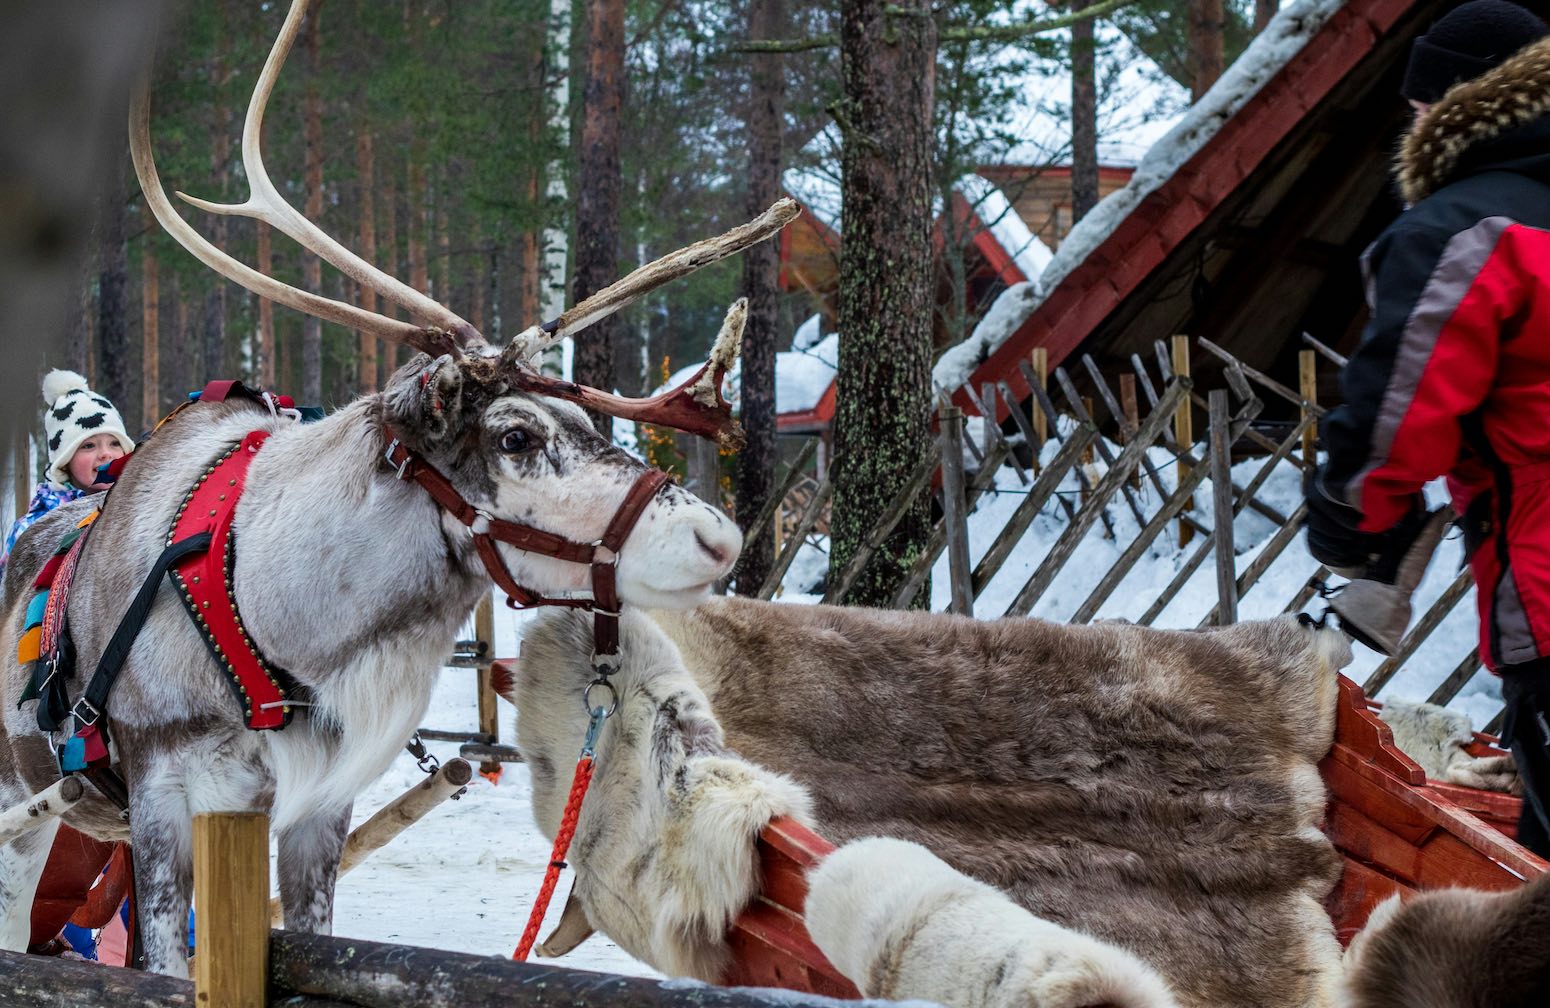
1305, 0, 1550, 858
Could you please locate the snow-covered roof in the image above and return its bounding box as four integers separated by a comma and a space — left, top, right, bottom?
956, 174, 1054, 282
932, 0, 1348, 394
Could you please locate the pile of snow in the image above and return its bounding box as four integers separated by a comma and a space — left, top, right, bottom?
932, 0, 1349, 394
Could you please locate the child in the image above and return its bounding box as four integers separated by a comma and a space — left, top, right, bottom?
2, 370, 134, 567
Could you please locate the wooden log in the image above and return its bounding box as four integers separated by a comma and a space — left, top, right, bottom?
738, 438, 817, 558
1137, 417, 1309, 626
1029, 347, 1048, 445
194, 812, 269, 1008
268, 930, 878, 1008
1171, 335, 1193, 548
0, 776, 83, 847
758, 471, 832, 600
1303, 331, 1348, 367
1004, 379, 1190, 617
0, 948, 196, 1007
1300, 349, 1318, 467
1363, 569, 1475, 698
970, 425, 1096, 600
1080, 354, 1206, 527
270, 760, 474, 925
889, 441, 1010, 610
475, 596, 500, 777
1209, 390, 1238, 625
938, 405, 975, 617
1428, 652, 1484, 708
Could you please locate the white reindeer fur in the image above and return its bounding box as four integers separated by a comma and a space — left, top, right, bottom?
517, 609, 811, 980
0, 354, 741, 975
1376, 698, 1519, 793
807, 837, 1179, 1008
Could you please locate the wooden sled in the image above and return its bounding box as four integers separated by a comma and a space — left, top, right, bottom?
721, 674, 1549, 994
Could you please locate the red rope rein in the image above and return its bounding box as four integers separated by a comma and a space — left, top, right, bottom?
513, 751, 597, 961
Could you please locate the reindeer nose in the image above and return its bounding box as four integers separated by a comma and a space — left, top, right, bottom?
693, 529, 731, 567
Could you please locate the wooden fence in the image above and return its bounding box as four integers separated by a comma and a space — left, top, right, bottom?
759, 335, 1497, 730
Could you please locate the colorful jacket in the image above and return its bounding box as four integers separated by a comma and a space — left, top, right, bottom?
2, 483, 84, 569
1314, 38, 1550, 670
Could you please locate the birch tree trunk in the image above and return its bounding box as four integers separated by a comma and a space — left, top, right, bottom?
540, 0, 573, 378
828, 0, 937, 607
572, 0, 625, 432
734, 0, 786, 596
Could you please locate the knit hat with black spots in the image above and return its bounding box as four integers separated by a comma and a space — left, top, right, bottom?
41, 369, 135, 489
1402, 0, 1549, 103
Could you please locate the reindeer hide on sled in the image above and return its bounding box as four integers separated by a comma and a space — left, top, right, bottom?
516, 602, 1353, 1008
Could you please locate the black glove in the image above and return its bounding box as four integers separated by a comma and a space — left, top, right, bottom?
1303, 469, 1374, 571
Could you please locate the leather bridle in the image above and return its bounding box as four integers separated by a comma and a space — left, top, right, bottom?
382, 427, 669, 671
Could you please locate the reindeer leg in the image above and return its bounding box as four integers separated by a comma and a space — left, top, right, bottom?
0, 817, 61, 951
127, 772, 193, 977
277, 803, 351, 934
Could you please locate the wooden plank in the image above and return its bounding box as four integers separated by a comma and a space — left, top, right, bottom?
194, 812, 269, 1008
970, 426, 1096, 600
1171, 336, 1193, 548
1197, 336, 1324, 416
1427, 652, 1484, 707
889, 442, 1011, 609
1021, 360, 1114, 538
1119, 374, 1140, 438
1325, 857, 1414, 947
1283, 566, 1332, 615
1362, 568, 1474, 697
822, 442, 942, 604
1055, 368, 1147, 529
1138, 417, 1308, 626
1299, 350, 1318, 467
1070, 456, 1211, 623
474, 596, 499, 777
1004, 380, 1191, 617
740, 439, 818, 557
758, 473, 833, 600
938, 406, 974, 617
1209, 390, 1238, 625
1029, 347, 1048, 444
1198, 500, 1309, 626
997, 380, 1075, 518
0, 948, 202, 1007
962, 382, 1026, 485
1303, 331, 1348, 367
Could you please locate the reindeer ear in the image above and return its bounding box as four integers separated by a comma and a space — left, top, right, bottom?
384, 353, 465, 446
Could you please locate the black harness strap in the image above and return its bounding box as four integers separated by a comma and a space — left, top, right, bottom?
60, 532, 214, 735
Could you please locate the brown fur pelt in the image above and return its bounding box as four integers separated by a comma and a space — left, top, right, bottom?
641, 600, 1350, 1008
1398, 37, 1550, 205
1342, 873, 1550, 1008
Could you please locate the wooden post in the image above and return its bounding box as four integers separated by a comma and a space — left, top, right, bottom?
1029, 348, 1048, 446
1119, 374, 1140, 436
1172, 335, 1194, 547
938, 404, 974, 617
1209, 390, 1237, 625
1299, 349, 1318, 468
474, 595, 500, 779
11, 430, 28, 521
194, 812, 269, 1008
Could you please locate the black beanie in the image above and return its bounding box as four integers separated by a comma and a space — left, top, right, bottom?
1402, 0, 1549, 103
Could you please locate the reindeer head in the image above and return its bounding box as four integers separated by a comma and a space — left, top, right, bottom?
130, 0, 798, 609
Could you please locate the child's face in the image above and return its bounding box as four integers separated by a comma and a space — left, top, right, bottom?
67, 435, 126, 491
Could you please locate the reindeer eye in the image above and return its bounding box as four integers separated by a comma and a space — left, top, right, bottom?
500, 428, 535, 454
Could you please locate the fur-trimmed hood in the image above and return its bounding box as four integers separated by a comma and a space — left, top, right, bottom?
1398, 35, 1550, 204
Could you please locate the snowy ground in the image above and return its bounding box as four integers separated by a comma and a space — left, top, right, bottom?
339, 430, 1499, 979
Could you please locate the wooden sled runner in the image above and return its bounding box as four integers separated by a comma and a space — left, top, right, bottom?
719, 674, 1549, 996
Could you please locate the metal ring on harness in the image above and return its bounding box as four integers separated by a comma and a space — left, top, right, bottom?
582, 678, 618, 718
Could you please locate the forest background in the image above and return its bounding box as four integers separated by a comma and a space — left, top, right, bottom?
55, 0, 1270, 599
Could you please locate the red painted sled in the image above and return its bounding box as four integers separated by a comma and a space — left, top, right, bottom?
719, 674, 1549, 996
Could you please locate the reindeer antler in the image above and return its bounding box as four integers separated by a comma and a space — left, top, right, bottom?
130, 0, 481, 359
508, 199, 799, 360
507, 300, 748, 448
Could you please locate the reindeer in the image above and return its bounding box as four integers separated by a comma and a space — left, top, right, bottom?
0, 0, 790, 976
